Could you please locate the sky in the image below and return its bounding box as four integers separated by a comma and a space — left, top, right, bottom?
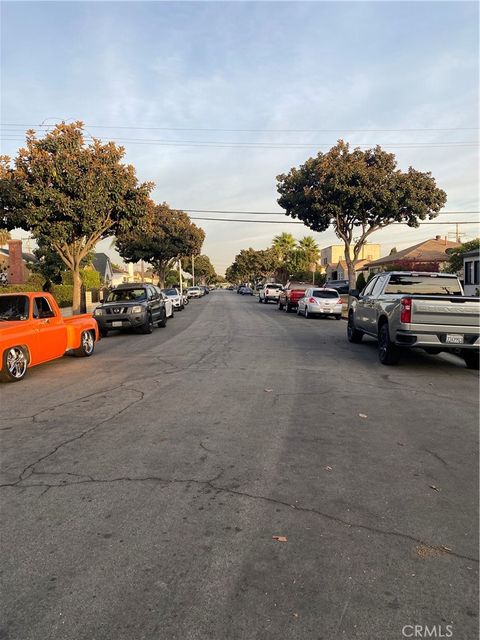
1, 1, 479, 275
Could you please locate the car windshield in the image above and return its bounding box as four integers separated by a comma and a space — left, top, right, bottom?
188, 287, 200, 291
384, 275, 463, 296
106, 288, 147, 302
0, 295, 29, 320
312, 290, 339, 298
163, 289, 178, 295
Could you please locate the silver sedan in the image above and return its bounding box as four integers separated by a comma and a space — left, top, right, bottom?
297, 288, 343, 319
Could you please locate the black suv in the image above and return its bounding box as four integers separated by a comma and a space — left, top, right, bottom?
93, 283, 167, 337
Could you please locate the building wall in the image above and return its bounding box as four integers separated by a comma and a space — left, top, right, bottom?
463, 255, 480, 296
320, 244, 380, 268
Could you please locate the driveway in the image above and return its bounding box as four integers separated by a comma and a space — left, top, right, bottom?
1, 292, 478, 639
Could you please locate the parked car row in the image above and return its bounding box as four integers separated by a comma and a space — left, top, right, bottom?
252, 273, 480, 369
0, 282, 211, 382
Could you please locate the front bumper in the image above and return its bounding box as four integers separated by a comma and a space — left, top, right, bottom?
94, 311, 148, 330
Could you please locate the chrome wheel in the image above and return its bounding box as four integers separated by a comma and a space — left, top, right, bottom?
82, 331, 94, 355
7, 347, 27, 379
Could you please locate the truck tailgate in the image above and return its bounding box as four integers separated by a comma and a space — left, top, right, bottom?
411, 296, 480, 327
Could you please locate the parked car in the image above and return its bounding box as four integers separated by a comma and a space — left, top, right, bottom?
297, 288, 343, 319
278, 282, 309, 312
348, 271, 480, 367
322, 279, 350, 305
162, 287, 184, 310
239, 285, 254, 295
186, 286, 202, 298
93, 283, 167, 336
199, 285, 210, 295
0, 292, 99, 382
259, 283, 283, 304
152, 286, 174, 318
237, 284, 248, 294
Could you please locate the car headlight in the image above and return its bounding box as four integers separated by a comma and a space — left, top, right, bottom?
93, 308, 104, 316
129, 305, 144, 314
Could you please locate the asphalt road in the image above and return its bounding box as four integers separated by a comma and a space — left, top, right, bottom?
1, 291, 478, 640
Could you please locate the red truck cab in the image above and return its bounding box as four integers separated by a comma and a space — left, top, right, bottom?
277, 282, 309, 313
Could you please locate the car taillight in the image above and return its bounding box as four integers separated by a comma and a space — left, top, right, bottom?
309, 297, 316, 303
266, 289, 269, 294
400, 297, 412, 323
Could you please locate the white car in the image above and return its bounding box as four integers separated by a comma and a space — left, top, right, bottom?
186, 286, 202, 298
259, 283, 283, 304
297, 288, 343, 319
162, 287, 185, 310
153, 286, 174, 318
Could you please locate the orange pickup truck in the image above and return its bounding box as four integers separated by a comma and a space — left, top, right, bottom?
0, 292, 99, 382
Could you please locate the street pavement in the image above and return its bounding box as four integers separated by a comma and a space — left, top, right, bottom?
1, 291, 478, 640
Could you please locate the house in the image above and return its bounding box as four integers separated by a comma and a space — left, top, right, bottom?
0, 240, 37, 284
463, 248, 480, 296
111, 265, 130, 287
367, 236, 460, 274
91, 253, 114, 285
326, 259, 370, 281
319, 243, 380, 274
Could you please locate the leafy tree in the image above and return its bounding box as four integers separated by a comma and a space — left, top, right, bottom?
444, 238, 480, 274
0, 229, 11, 246
277, 140, 447, 288
272, 232, 296, 263
192, 254, 217, 284
226, 248, 278, 284
116, 202, 205, 287
298, 235, 320, 283
0, 123, 153, 313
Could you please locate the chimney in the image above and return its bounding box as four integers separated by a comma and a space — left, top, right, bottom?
7, 239, 25, 284
435, 235, 441, 241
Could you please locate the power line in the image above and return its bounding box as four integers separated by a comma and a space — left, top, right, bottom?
188, 216, 479, 225
179, 208, 479, 216
1, 122, 478, 133
0, 134, 477, 150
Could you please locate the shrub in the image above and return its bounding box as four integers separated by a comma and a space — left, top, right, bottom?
51, 284, 74, 308
62, 269, 100, 290
355, 272, 367, 291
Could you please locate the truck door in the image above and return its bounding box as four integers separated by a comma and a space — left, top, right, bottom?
32, 296, 68, 362
363, 276, 387, 333
355, 277, 377, 331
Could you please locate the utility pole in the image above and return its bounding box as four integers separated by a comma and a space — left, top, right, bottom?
192, 255, 195, 286
448, 224, 466, 244
178, 259, 183, 296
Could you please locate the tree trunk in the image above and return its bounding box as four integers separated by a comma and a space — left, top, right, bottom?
344, 245, 356, 290
156, 261, 167, 289
72, 267, 82, 315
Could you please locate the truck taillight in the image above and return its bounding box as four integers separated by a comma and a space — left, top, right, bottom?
400, 297, 412, 323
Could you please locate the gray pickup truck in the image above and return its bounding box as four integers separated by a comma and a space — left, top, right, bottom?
347, 271, 479, 368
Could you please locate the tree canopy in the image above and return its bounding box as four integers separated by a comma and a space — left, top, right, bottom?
115, 202, 205, 287
0, 122, 153, 312
277, 140, 447, 287
444, 238, 480, 274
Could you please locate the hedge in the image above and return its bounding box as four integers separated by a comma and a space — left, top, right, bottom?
0, 283, 74, 308
62, 269, 101, 289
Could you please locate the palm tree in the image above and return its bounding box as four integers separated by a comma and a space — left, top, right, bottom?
272, 232, 296, 263
298, 235, 320, 283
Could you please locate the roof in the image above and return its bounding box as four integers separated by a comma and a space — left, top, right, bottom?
91, 253, 111, 275
0, 248, 37, 263
462, 249, 480, 259
367, 238, 460, 267
112, 266, 129, 274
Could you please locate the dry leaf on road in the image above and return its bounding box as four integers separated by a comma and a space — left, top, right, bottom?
359, 413, 368, 419
325, 465, 333, 471
272, 535, 288, 542
429, 485, 440, 491
264, 389, 273, 393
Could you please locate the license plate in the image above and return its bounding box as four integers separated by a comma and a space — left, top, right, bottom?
446, 334, 464, 344
112, 321, 123, 327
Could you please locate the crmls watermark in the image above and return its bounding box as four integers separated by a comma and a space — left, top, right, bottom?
402, 625, 453, 638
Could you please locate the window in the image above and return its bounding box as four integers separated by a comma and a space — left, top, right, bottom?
384, 274, 462, 296
464, 261, 473, 285
0, 295, 29, 321
33, 297, 54, 319
371, 276, 386, 297
313, 290, 339, 298
106, 288, 147, 302
474, 260, 480, 285
362, 278, 377, 296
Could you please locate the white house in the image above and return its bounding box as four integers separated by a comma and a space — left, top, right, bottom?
463, 248, 480, 296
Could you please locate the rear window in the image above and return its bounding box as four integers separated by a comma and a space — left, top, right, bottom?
265, 284, 281, 289
106, 288, 147, 302
384, 275, 462, 296
164, 289, 178, 295
312, 290, 339, 298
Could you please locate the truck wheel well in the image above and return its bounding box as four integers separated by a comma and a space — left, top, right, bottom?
378, 315, 388, 329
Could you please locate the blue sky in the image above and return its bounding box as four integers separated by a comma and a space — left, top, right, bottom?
1, 1, 478, 273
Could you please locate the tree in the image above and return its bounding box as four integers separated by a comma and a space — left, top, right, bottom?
298, 235, 320, 283
0, 123, 153, 313
115, 202, 205, 287
276, 140, 447, 288
226, 248, 278, 285
272, 232, 297, 263
444, 238, 480, 274
0, 229, 10, 246
191, 255, 217, 284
